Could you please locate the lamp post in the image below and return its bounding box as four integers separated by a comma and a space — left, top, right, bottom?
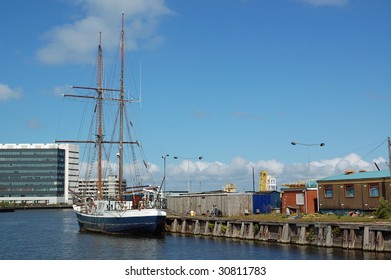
161, 154, 169, 193
291, 142, 325, 186
173, 156, 203, 194
291, 141, 325, 213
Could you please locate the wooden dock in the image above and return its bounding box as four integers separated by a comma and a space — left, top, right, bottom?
165, 216, 391, 252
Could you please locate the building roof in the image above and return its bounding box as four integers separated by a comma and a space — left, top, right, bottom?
280, 187, 305, 193
281, 180, 317, 189
318, 170, 390, 182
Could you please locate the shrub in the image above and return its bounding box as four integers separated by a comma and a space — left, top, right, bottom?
374, 197, 391, 219
0, 201, 12, 208
221, 224, 227, 234
253, 223, 260, 235
306, 227, 315, 242
332, 226, 341, 237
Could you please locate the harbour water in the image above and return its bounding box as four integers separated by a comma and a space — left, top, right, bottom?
1, 209, 390, 260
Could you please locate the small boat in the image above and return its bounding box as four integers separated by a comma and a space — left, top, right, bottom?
57, 14, 166, 235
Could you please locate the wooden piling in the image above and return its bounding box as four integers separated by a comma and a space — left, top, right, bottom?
165, 217, 391, 252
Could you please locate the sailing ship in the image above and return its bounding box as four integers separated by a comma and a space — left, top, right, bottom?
56, 14, 166, 234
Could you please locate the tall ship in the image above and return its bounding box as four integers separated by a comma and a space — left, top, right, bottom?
56, 14, 166, 234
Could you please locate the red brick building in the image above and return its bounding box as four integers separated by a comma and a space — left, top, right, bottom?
280, 183, 318, 214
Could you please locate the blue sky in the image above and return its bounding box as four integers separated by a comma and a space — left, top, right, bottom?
1, 0, 390, 192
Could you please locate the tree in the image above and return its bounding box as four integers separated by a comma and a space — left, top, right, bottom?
374, 197, 391, 219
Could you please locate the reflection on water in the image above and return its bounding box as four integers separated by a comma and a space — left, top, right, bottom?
0, 209, 390, 260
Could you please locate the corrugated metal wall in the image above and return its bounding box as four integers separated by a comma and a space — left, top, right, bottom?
166, 193, 253, 216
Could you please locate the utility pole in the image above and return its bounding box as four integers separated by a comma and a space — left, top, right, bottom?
252, 167, 255, 193
388, 137, 391, 174
388, 137, 391, 198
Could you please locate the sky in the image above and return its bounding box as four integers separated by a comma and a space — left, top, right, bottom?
0, 0, 390, 192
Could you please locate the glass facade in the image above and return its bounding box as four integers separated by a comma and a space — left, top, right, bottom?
0, 148, 65, 198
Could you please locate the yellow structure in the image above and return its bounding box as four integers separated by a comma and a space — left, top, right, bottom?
259, 170, 268, 191
258, 170, 277, 192
223, 182, 237, 193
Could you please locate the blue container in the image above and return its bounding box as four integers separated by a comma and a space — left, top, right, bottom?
253, 191, 281, 214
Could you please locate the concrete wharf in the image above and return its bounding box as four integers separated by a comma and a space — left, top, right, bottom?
165, 215, 391, 252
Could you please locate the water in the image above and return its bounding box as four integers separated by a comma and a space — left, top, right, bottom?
1, 209, 390, 260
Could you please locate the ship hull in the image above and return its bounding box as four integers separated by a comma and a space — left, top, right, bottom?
74, 208, 166, 235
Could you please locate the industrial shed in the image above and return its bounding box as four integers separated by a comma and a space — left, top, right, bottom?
166, 191, 281, 217
317, 170, 391, 214
253, 191, 281, 214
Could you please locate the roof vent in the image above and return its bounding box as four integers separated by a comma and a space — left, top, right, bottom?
345, 170, 355, 175
359, 170, 367, 173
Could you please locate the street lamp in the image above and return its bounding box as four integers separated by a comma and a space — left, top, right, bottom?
161, 154, 169, 193
291, 141, 325, 213
291, 142, 325, 186
173, 156, 203, 194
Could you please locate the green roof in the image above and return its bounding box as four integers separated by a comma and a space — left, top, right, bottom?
318, 170, 390, 182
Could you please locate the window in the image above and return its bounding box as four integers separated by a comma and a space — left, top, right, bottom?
324, 186, 333, 198
369, 184, 380, 198
345, 185, 355, 198
296, 193, 304, 205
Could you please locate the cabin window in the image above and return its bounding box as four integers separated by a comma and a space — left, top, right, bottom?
324, 186, 333, 198
369, 184, 380, 197
345, 185, 355, 198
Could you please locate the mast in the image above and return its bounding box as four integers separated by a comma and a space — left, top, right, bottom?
97, 32, 104, 199
55, 33, 119, 200
119, 13, 125, 198
56, 14, 140, 201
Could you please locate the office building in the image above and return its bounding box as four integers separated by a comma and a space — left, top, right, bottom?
0, 143, 79, 205
77, 175, 125, 200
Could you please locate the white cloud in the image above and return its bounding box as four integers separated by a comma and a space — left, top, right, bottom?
165, 156, 284, 191
161, 153, 383, 191
253, 159, 285, 176
373, 156, 388, 170
0, 84, 22, 101
79, 158, 160, 187
296, 0, 349, 7
77, 152, 385, 192
36, 0, 173, 65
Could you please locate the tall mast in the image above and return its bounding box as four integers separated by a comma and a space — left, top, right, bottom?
56, 15, 139, 200
97, 32, 104, 199
118, 13, 125, 196
55, 33, 118, 199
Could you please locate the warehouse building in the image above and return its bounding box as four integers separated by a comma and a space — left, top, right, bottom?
166, 191, 281, 217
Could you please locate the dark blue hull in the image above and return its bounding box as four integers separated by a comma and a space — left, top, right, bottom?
75, 212, 166, 235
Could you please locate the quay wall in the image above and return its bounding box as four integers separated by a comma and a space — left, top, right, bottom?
165, 216, 391, 252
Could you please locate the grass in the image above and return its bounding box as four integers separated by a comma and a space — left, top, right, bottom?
225, 213, 391, 224
167, 210, 391, 224
167, 212, 391, 224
